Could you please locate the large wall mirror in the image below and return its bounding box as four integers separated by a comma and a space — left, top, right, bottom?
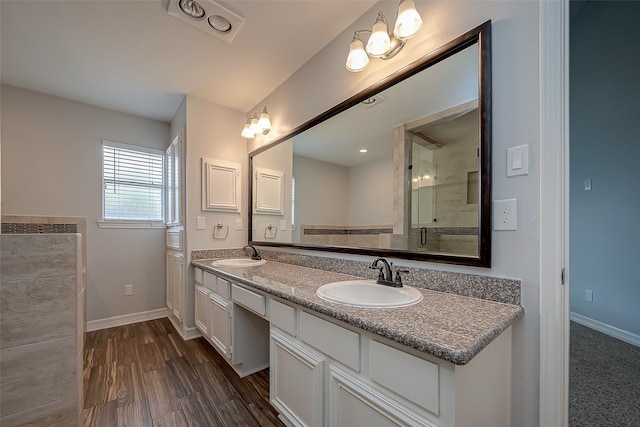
249, 21, 492, 267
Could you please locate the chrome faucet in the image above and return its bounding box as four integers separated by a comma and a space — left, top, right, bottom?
243, 245, 262, 260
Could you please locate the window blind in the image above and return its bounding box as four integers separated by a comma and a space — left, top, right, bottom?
102, 142, 164, 221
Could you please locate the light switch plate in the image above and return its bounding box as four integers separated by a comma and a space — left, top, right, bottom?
236, 218, 243, 230
493, 199, 517, 230
196, 216, 206, 230
507, 145, 529, 177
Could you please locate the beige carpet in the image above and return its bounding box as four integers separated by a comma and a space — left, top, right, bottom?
569, 322, 640, 426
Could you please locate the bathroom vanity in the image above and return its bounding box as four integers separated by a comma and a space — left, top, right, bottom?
192, 258, 522, 427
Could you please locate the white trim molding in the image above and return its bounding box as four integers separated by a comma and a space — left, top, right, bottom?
539, 0, 570, 426
570, 312, 640, 348
98, 221, 166, 229
87, 308, 169, 332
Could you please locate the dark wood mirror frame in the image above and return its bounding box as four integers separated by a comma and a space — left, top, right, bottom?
249, 21, 492, 267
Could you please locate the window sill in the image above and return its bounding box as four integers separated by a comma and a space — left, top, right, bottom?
98, 221, 166, 229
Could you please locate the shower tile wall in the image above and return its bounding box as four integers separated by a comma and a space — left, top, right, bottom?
0, 234, 83, 426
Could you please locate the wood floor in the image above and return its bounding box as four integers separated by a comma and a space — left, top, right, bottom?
83, 318, 285, 427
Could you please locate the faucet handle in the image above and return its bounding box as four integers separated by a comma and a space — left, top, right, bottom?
393, 269, 410, 287
369, 264, 385, 280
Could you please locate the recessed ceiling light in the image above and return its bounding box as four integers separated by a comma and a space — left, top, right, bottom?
360, 94, 387, 108
360, 149, 368, 153
179, 0, 205, 19
208, 15, 232, 33
167, 0, 246, 43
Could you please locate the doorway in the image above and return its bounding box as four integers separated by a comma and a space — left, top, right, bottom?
568, 1, 640, 425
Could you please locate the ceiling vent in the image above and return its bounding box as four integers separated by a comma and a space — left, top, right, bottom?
167, 0, 245, 43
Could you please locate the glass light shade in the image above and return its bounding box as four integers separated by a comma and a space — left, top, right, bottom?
393, 0, 423, 40
346, 37, 369, 72
241, 122, 254, 138
258, 108, 271, 132
208, 15, 232, 33
366, 19, 391, 57
249, 116, 260, 134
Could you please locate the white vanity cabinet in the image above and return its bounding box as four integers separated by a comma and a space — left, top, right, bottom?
268, 298, 512, 427
198, 271, 270, 377
166, 252, 184, 322
270, 328, 325, 427
209, 292, 232, 358
194, 284, 210, 337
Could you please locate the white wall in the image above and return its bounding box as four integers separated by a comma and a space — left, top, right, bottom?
248, 2, 541, 425
292, 155, 349, 227
1, 84, 170, 322
253, 138, 293, 243
184, 94, 248, 252
348, 157, 394, 226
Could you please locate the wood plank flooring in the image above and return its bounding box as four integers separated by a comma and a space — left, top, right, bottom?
83, 318, 285, 427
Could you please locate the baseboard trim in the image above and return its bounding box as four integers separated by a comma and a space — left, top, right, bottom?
87, 308, 169, 332
570, 312, 640, 347
184, 326, 201, 340
166, 314, 202, 341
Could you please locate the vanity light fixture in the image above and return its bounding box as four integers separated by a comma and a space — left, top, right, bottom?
241, 107, 272, 139
346, 0, 423, 72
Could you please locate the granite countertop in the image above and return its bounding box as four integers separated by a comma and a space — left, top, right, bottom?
192, 259, 524, 366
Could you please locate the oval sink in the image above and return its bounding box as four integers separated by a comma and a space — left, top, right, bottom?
316, 280, 423, 308
211, 258, 267, 268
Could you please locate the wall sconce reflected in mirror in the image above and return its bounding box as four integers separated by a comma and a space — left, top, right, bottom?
346, 0, 423, 72
241, 107, 272, 139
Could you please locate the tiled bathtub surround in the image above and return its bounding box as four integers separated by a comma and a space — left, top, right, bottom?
192, 248, 521, 305
0, 234, 83, 427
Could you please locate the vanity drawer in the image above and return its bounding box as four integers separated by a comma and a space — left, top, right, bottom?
203, 271, 217, 291
232, 284, 266, 316
270, 299, 297, 336
369, 340, 439, 415
194, 268, 203, 285
299, 311, 360, 371
217, 278, 231, 299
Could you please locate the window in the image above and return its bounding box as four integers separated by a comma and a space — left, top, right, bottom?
102, 141, 164, 223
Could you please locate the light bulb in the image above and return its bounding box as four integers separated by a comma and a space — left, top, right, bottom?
241, 122, 254, 138
249, 116, 260, 134
394, 0, 423, 40
346, 35, 369, 72
366, 17, 391, 57
178, 0, 205, 19
258, 107, 271, 133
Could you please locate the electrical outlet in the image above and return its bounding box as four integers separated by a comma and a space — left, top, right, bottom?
125, 284, 134, 296
493, 199, 517, 230
585, 289, 593, 302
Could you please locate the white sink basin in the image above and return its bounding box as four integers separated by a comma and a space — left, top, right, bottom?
211, 258, 267, 267
316, 280, 423, 308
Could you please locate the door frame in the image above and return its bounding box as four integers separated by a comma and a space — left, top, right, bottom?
539, 0, 570, 426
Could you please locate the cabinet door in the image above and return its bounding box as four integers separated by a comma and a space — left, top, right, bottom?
171, 254, 184, 321
270, 329, 325, 427
209, 293, 231, 359
328, 366, 436, 427
166, 252, 173, 311
195, 285, 210, 335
